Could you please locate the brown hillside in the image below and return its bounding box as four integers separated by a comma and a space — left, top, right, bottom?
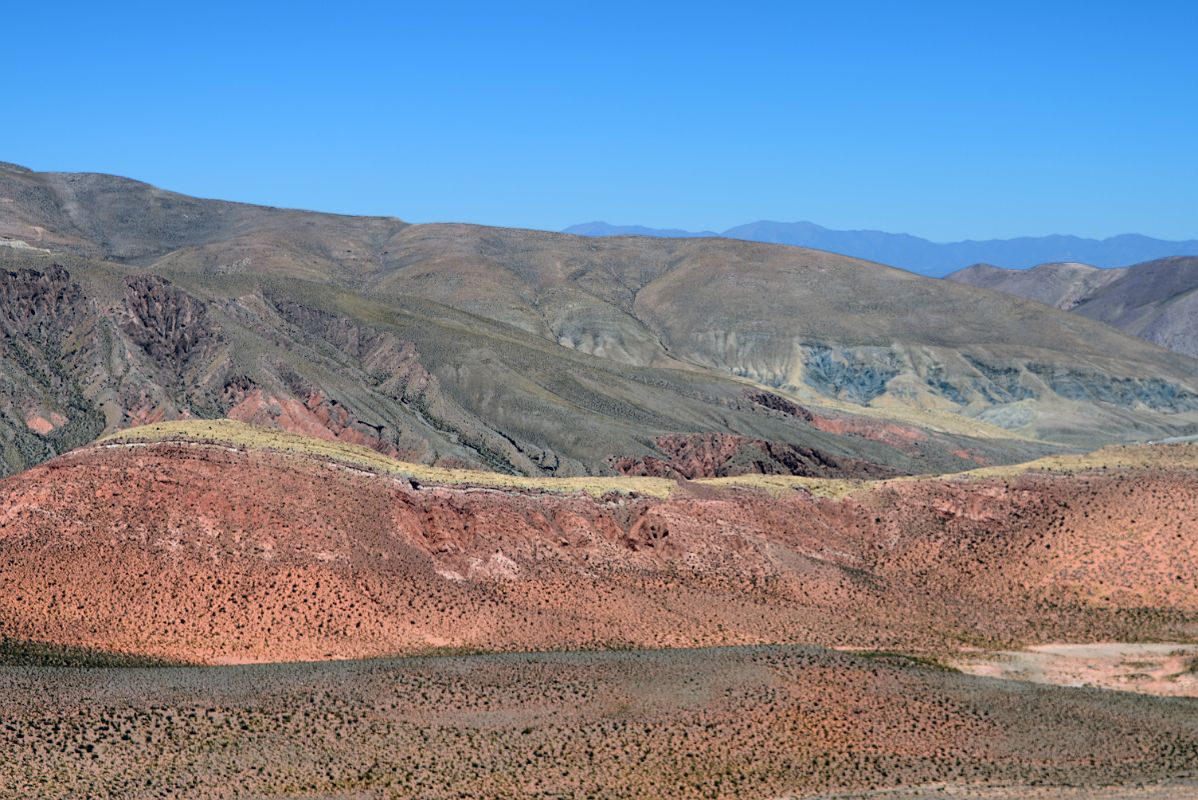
948, 256, 1198, 359
3, 162, 1198, 482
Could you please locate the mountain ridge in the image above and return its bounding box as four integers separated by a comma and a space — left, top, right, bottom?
948, 256, 1198, 358
3, 161, 1198, 480
564, 220, 1198, 276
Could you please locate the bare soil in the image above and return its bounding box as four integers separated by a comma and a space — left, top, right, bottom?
2, 646, 1197, 799
951, 642, 1198, 697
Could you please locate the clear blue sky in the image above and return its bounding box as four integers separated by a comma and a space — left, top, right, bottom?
4, 1, 1195, 241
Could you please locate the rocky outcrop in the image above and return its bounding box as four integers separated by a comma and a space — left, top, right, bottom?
0, 266, 104, 472
0, 267, 247, 475
0, 265, 85, 340
1027, 364, 1198, 412
120, 275, 222, 369
613, 432, 898, 480
964, 356, 1036, 403
742, 389, 815, 421
224, 381, 426, 460
802, 345, 902, 404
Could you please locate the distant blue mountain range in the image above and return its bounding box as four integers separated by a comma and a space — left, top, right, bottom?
562, 221, 721, 239
562, 221, 1198, 277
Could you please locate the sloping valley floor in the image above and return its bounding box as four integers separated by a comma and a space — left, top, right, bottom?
3, 645, 1198, 799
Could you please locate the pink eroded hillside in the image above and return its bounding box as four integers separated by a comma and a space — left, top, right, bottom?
0, 427, 1195, 663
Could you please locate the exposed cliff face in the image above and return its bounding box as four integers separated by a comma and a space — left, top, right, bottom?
121, 275, 223, 370
800, 344, 903, 404
963, 357, 1036, 403
0, 265, 84, 340
741, 388, 815, 421
0, 269, 238, 474
0, 265, 554, 475
612, 432, 898, 480
267, 297, 446, 410
0, 266, 104, 472
1026, 364, 1198, 413
224, 386, 412, 458
765, 343, 1198, 418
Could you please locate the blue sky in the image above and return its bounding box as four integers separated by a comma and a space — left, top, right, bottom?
3, 1, 1195, 241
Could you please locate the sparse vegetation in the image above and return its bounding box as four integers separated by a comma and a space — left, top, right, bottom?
0, 637, 183, 668
854, 650, 960, 672
100, 419, 681, 497
1, 422, 1192, 667
4, 164, 1198, 799
2, 646, 1197, 799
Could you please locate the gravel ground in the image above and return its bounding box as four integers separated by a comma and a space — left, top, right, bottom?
2, 645, 1197, 799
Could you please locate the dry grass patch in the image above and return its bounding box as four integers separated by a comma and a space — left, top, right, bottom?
697, 473, 866, 499
95, 420, 1198, 504
950, 442, 1198, 481
98, 420, 681, 498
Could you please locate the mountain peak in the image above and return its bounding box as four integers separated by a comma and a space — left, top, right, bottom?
561, 221, 719, 238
